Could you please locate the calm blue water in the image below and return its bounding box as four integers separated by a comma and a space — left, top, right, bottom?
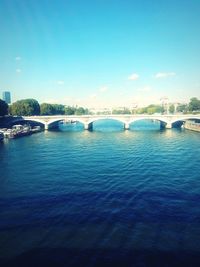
0, 120, 200, 267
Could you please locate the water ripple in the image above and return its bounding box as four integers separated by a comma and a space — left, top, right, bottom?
1, 126, 200, 265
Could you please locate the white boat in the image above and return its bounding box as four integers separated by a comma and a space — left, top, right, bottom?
12, 124, 24, 130
31, 126, 41, 133
3, 129, 14, 138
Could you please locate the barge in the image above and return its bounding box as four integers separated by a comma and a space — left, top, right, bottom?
0, 125, 42, 139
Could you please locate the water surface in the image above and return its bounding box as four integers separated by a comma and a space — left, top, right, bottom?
0, 121, 200, 266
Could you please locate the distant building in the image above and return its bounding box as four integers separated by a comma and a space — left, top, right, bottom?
2, 91, 11, 104
89, 107, 112, 115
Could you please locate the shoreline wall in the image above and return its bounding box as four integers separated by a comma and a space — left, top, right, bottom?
184, 120, 200, 132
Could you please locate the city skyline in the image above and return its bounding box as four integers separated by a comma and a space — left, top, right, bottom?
1, 0, 200, 108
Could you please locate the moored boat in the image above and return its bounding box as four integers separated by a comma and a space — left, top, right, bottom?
2, 129, 15, 138
0, 124, 41, 139
31, 126, 41, 133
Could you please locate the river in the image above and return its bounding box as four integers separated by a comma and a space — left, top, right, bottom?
0, 120, 200, 267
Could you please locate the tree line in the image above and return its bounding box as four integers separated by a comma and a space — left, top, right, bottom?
0, 99, 90, 116
0, 97, 200, 117
113, 97, 200, 115
8, 99, 90, 116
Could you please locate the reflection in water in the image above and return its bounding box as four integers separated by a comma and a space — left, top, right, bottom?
58, 121, 84, 131
92, 119, 124, 132
0, 122, 200, 267
130, 119, 161, 130
57, 119, 162, 132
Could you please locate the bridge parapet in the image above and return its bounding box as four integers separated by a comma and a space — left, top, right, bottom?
20, 114, 200, 131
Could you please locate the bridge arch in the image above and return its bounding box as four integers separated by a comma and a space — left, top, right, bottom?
128, 117, 169, 126
9, 118, 46, 129
87, 117, 127, 125
47, 118, 87, 130
86, 117, 127, 130
47, 118, 67, 129
171, 116, 200, 125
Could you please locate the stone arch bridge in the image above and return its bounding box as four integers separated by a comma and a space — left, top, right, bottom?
10, 114, 200, 130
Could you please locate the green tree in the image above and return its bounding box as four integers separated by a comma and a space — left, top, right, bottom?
10, 99, 40, 116
147, 106, 156, 115
176, 104, 188, 113
136, 107, 147, 114
112, 108, 131, 114
146, 105, 164, 114
52, 104, 65, 115
189, 97, 200, 112
169, 104, 175, 114
40, 103, 54, 115
65, 106, 76, 115
0, 99, 8, 116
75, 107, 87, 115
40, 103, 65, 115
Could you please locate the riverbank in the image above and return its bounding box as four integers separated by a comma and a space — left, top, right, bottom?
184, 120, 200, 132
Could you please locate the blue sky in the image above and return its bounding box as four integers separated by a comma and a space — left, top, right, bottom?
0, 0, 200, 107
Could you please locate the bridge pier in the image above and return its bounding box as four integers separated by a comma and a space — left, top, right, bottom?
84, 124, 89, 130
44, 123, 49, 130
84, 123, 93, 131
124, 123, 130, 130
165, 122, 172, 129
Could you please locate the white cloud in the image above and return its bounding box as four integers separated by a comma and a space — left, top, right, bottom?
57, 80, 64, 85
16, 68, 21, 73
99, 86, 108, 93
15, 56, 21, 61
154, 72, 176, 79
128, 73, 139, 80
